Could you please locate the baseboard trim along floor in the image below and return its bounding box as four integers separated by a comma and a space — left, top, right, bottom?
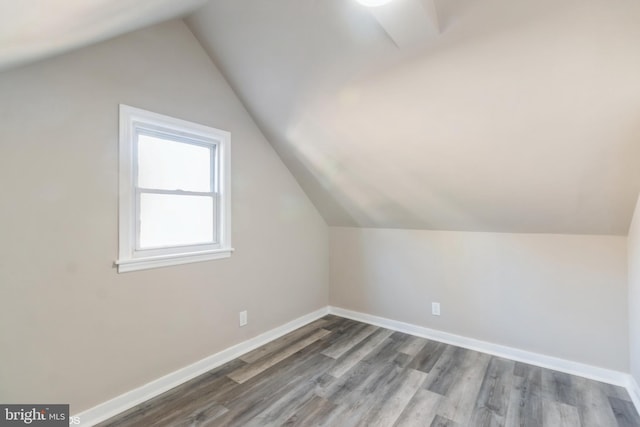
74, 305, 639, 426
328, 307, 629, 387
629, 376, 640, 417
73, 307, 330, 426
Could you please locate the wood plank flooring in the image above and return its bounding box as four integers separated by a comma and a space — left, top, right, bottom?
98, 316, 640, 427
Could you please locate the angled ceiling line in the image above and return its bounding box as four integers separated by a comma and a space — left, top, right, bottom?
366, 0, 440, 48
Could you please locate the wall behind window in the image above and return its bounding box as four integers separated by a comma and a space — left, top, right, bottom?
0, 19, 328, 412
330, 227, 628, 371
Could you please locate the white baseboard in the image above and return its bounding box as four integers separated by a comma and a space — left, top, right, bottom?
73, 305, 639, 426
628, 376, 640, 414
74, 307, 329, 426
328, 306, 631, 388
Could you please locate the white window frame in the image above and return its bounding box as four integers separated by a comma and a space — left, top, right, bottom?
116, 105, 232, 273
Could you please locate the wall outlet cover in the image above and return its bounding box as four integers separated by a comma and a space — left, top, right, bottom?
432, 302, 441, 316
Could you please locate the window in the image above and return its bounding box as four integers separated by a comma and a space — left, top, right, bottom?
116, 105, 231, 273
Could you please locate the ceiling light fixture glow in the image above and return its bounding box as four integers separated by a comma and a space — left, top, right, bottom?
354, 0, 395, 7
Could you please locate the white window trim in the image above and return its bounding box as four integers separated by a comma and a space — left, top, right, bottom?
116, 105, 232, 273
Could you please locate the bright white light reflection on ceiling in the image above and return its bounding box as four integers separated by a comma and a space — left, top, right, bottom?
354, 0, 395, 7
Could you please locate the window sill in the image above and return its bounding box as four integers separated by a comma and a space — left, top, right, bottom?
116, 248, 234, 273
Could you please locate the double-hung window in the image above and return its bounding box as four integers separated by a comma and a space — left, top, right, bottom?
117, 105, 231, 272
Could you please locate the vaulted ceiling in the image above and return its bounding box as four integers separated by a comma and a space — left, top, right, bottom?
0, 0, 207, 71
187, 0, 640, 234
2, 0, 640, 234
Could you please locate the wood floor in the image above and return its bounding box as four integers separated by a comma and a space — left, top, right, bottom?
98, 316, 640, 427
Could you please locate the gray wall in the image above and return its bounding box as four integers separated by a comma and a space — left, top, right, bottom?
330, 227, 628, 371
628, 196, 640, 385
0, 20, 328, 412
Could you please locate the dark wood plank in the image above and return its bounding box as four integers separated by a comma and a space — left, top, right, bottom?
215, 338, 331, 407
283, 395, 337, 426
242, 368, 326, 427
397, 335, 428, 357
573, 376, 619, 427
362, 368, 427, 426
407, 339, 447, 374
328, 328, 394, 377
609, 396, 640, 427
541, 370, 579, 407
315, 359, 375, 403
428, 349, 491, 424
394, 388, 441, 426
468, 356, 515, 426
214, 352, 334, 427
227, 328, 331, 383
505, 363, 543, 427
327, 361, 405, 427
423, 346, 469, 396
542, 400, 581, 427
430, 414, 461, 427
239, 318, 328, 363
171, 402, 228, 427
321, 323, 378, 359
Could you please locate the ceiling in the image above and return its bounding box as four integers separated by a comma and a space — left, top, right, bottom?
2, 0, 640, 234
0, 0, 207, 71
187, 0, 640, 234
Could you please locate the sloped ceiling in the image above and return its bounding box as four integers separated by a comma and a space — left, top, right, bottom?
187, 0, 640, 235
0, 0, 207, 71
1, 0, 638, 235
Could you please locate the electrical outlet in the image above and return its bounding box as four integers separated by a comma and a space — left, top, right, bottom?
239, 310, 248, 326
432, 302, 441, 316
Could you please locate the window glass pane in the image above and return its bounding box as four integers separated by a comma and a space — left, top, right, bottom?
138, 134, 212, 192
139, 193, 215, 248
